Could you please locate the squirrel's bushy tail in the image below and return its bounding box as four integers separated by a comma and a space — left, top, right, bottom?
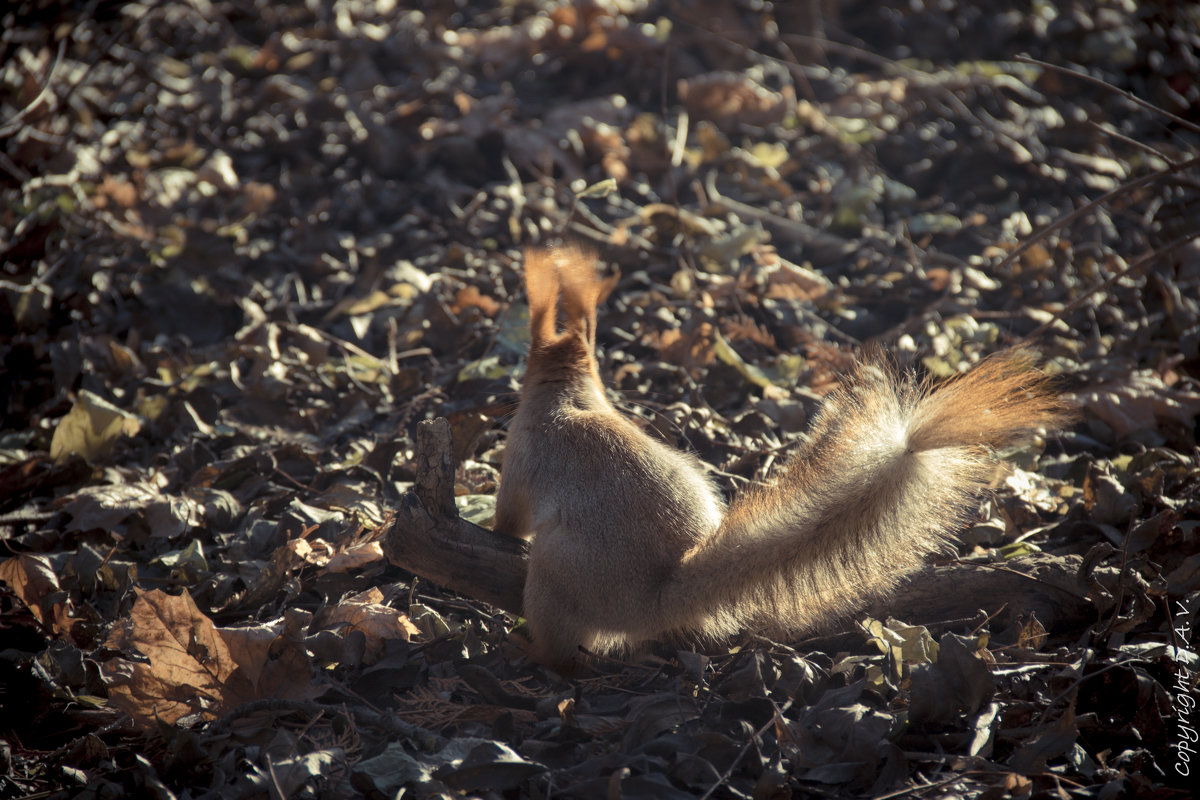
671, 350, 1073, 640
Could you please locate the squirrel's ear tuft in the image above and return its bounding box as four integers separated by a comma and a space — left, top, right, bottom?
524, 248, 562, 347
553, 244, 602, 323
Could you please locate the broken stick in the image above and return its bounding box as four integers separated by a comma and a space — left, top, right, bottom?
381, 417, 527, 615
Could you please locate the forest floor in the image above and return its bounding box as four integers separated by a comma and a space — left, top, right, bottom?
2, 0, 1199, 797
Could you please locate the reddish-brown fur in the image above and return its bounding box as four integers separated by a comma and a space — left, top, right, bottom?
495, 246, 1073, 671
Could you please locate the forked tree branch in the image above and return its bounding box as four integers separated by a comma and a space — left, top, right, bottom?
381, 418, 528, 615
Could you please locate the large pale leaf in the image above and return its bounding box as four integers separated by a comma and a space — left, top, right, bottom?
49, 391, 141, 463
101, 589, 238, 727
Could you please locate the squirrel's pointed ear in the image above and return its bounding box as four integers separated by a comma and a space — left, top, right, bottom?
596, 269, 621, 305
550, 245, 598, 335
524, 248, 561, 346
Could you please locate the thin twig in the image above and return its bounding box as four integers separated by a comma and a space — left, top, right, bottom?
1034, 657, 1148, 726
1015, 55, 1200, 138
698, 698, 793, 800
0, 37, 68, 138
872, 775, 970, 800
1017, 234, 1198, 344
993, 152, 1200, 276
1087, 120, 1172, 162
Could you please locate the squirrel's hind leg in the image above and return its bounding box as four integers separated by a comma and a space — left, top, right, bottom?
523, 559, 613, 673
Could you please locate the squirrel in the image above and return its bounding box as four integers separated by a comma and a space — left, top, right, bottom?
494, 245, 1073, 671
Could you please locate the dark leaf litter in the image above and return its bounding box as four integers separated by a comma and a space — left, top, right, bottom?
1, 0, 1199, 797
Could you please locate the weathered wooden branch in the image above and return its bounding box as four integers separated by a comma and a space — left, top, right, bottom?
381, 418, 527, 615
869, 553, 1095, 637
383, 417, 1095, 636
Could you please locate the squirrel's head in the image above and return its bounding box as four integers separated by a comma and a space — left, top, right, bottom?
522, 246, 616, 391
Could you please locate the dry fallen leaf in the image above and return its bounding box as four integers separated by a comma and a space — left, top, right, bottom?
217, 621, 322, 707
323, 587, 422, 663
452, 286, 501, 317
101, 589, 238, 728
764, 258, 833, 302
0, 553, 80, 641
100, 590, 321, 730
322, 541, 385, 574
678, 72, 787, 129
49, 390, 142, 463
284, 537, 335, 569
1078, 371, 1200, 438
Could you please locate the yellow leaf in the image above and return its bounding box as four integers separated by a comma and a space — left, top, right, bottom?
713, 331, 772, 389
49, 391, 141, 463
